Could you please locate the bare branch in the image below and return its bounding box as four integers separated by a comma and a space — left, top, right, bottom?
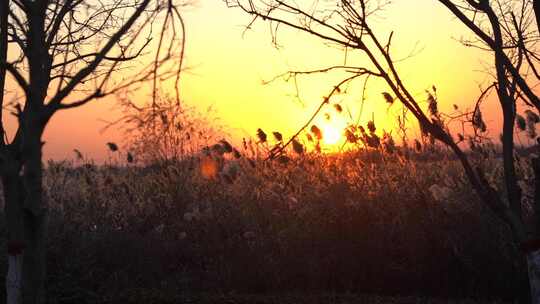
47, 0, 152, 108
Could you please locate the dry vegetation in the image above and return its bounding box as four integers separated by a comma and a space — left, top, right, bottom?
0, 129, 534, 302
2, 94, 539, 303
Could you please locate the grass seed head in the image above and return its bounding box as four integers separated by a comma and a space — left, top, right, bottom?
127, 152, 134, 163
367, 121, 376, 134
212, 144, 226, 156
526, 110, 540, 124
414, 139, 422, 152
257, 128, 267, 143
219, 140, 233, 153
311, 125, 322, 140
527, 120, 537, 139
472, 109, 487, 132
345, 129, 357, 143
73, 149, 83, 160
292, 139, 304, 155
106, 142, 118, 152
382, 92, 394, 104
427, 91, 438, 118
516, 114, 527, 131
359, 125, 366, 135
273, 132, 283, 142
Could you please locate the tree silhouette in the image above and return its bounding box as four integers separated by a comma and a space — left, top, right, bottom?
225, 0, 540, 302
437, 1, 540, 303
0, 0, 186, 303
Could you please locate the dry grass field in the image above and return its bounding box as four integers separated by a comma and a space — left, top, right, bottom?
0, 139, 532, 303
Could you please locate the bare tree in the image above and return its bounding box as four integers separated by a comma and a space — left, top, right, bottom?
225, 0, 540, 302
435, 1, 540, 303
0, 0, 186, 303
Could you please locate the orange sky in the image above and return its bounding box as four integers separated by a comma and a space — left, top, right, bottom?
6, 0, 505, 161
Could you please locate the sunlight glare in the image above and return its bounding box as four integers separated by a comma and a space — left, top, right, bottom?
322, 124, 343, 145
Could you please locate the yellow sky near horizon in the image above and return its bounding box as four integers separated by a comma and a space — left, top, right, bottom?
6, 0, 505, 161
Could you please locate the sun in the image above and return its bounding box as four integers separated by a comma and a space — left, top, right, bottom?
321, 124, 343, 145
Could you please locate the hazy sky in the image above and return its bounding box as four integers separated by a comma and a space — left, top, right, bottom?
13, 0, 500, 161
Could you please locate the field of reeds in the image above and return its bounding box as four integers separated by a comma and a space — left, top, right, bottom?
0, 135, 534, 303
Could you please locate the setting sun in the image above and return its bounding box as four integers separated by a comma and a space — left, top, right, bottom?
319, 118, 348, 147
321, 124, 343, 145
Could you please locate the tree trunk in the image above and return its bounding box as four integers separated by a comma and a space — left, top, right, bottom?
21, 209, 46, 304
528, 250, 540, 304
7, 254, 23, 304
21, 137, 46, 304
529, 156, 540, 304
3, 174, 25, 304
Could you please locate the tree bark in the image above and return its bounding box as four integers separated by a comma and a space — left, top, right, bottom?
501, 103, 523, 218
528, 250, 540, 304
21, 135, 46, 304
7, 254, 23, 304
530, 156, 540, 304
21, 210, 46, 304
3, 174, 25, 304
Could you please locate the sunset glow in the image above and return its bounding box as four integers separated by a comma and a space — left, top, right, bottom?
4, 0, 499, 161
